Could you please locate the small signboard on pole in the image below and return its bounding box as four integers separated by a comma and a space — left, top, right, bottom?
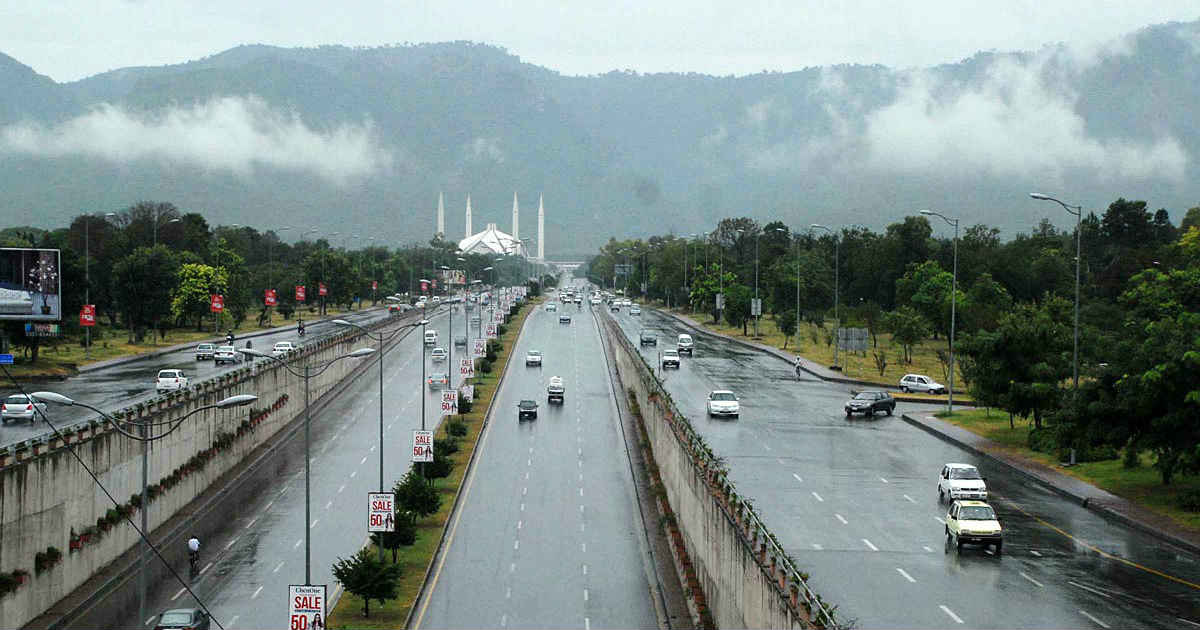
295, 286, 306, 302
79, 304, 96, 327
460, 384, 474, 403
367, 492, 395, 533
264, 289, 278, 306
288, 584, 326, 630
485, 323, 497, 339
472, 339, 487, 358
210, 294, 225, 313
412, 430, 433, 463
751, 298, 762, 317
459, 357, 475, 379
715, 293, 725, 310
440, 390, 458, 416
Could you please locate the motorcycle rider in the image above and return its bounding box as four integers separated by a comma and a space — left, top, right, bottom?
225, 330, 234, 345
187, 535, 201, 569
297, 319, 306, 337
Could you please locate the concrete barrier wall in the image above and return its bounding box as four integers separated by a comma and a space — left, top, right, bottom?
603, 318, 839, 629
0, 325, 380, 628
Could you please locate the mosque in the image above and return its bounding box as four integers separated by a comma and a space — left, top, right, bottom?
434, 192, 545, 259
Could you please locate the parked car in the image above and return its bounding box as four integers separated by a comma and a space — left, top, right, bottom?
194, 343, 216, 361
900, 373, 947, 394
706, 390, 739, 418
427, 372, 449, 390
945, 500, 1003, 556
559, 314, 572, 324
639, 330, 657, 346
1, 394, 47, 424
844, 391, 895, 417
153, 607, 211, 630
213, 346, 239, 365
547, 376, 565, 403
518, 399, 539, 420
661, 349, 680, 369
525, 350, 543, 367
938, 463, 988, 502
156, 369, 189, 393
271, 341, 296, 357
677, 334, 694, 355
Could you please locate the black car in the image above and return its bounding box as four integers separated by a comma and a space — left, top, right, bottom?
153, 608, 211, 630
518, 399, 538, 420
844, 391, 895, 417
639, 331, 657, 346
454, 335, 468, 348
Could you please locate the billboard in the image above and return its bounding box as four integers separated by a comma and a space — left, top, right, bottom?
0, 248, 62, 321
440, 269, 466, 285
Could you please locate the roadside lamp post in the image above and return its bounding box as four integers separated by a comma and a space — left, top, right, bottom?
481, 268, 494, 338
211, 224, 240, 334
33, 391, 258, 626
238, 346, 373, 584
810, 224, 840, 369
268, 226, 292, 327
919, 210, 960, 414
770, 227, 791, 344
439, 265, 454, 388
333, 314, 426, 562
1030, 193, 1083, 392
153, 212, 180, 247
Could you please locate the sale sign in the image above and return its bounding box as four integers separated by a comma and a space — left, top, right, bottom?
472, 339, 486, 359
367, 492, 395, 533
79, 304, 96, 327
420, 280, 429, 293
296, 285, 306, 302
412, 430, 433, 463
318, 282, 327, 296
459, 357, 475, 379
288, 584, 326, 630
460, 384, 474, 402
210, 294, 225, 313
440, 390, 458, 416
485, 323, 497, 339
264, 289, 278, 306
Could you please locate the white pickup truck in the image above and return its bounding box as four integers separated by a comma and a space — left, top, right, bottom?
156, 369, 189, 393
547, 376, 565, 404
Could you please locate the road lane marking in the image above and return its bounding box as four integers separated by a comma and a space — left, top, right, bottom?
245, 517, 257, 529
228, 615, 239, 627
514, 540, 520, 550
584, 588, 590, 601
811, 492, 824, 502
528, 459, 533, 466
580, 504, 585, 513
1069, 581, 1112, 599
338, 484, 345, 494
145, 615, 156, 626
225, 538, 238, 550
325, 501, 332, 510
252, 585, 263, 599
923, 546, 934, 552
522, 487, 527, 496
506, 587, 511, 599
764, 444, 773, 451
171, 587, 185, 601
510, 563, 515, 573
1020, 572, 1043, 587
939, 605, 963, 624
583, 564, 588, 575
273, 561, 285, 573
264, 499, 275, 510
517, 520, 522, 530
294, 538, 302, 549
903, 494, 916, 503
369, 445, 375, 452
1176, 618, 1200, 627
520, 503, 525, 511
526, 471, 530, 480
360, 456, 368, 465
311, 519, 319, 529
792, 473, 803, 483
579, 487, 584, 496
880, 477, 889, 483
501, 614, 508, 627
586, 618, 591, 630
834, 514, 847, 525
350, 471, 357, 478
582, 543, 587, 552
934, 516, 945, 525
896, 568, 915, 583
862, 539, 878, 551
1079, 610, 1110, 628
1030, 550, 1042, 557
777, 458, 786, 465
812, 543, 823, 550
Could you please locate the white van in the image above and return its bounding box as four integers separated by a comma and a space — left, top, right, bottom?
424, 330, 438, 346
677, 334, 694, 355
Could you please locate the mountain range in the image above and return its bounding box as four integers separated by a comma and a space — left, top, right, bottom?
2, 19, 1199, 256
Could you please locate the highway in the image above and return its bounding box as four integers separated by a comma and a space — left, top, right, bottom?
609, 306, 1200, 629
87, 305, 467, 629
1, 307, 389, 447
415, 285, 659, 629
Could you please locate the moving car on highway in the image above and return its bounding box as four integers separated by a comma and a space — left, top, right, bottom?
271, 341, 296, 357
546, 302, 558, 312
630, 304, 641, 315
639, 330, 657, 346
945, 500, 1003, 556
213, 345, 239, 365
844, 390, 895, 417
938, 463, 988, 502
518, 399, 538, 421
559, 313, 572, 324
431, 347, 448, 362
424, 330, 438, 346
525, 350, 543, 367
706, 390, 739, 418
547, 376, 565, 403
661, 349, 680, 369
156, 370, 189, 393
2, 394, 46, 424
194, 343, 216, 361
152, 607, 211, 630
677, 334, 694, 355
900, 373, 947, 394
427, 372, 448, 390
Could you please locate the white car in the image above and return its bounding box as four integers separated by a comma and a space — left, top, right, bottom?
525, 350, 543, 367
1, 394, 47, 424
546, 302, 558, 312
630, 305, 641, 315
661, 349, 680, 369
156, 369, 189, 393
194, 343, 216, 360
590, 297, 601, 306
430, 347, 448, 362
213, 346, 239, 365
938, 463, 988, 502
424, 330, 438, 346
706, 390, 739, 418
272, 341, 296, 357
900, 373, 947, 394
677, 334, 694, 355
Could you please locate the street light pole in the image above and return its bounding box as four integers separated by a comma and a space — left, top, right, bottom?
811, 224, 840, 368
920, 210, 960, 414
1030, 193, 1083, 391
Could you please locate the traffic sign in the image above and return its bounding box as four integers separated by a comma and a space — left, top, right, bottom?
412, 430, 433, 463
296, 285, 306, 302
367, 492, 395, 533
210, 294, 225, 313
440, 390, 458, 416
459, 357, 475, 379
0, 354, 12, 365
79, 304, 96, 327
288, 584, 326, 630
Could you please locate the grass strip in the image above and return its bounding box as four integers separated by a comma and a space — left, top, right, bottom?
327, 299, 535, 628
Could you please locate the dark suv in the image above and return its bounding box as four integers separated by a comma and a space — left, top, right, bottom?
518, 399, 539, 421
639, 330, 657, 346
844, 391, 895, 417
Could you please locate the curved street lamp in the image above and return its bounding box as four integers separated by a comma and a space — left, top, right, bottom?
238, 346, 373, 584
810, 224, 840, 368
1030, 193, 1083, 392
920, 209, 960, 414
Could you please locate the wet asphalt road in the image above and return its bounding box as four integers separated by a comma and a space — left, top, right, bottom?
97, 305, 467, 629
611, 307, 1200, 629
0, 308, 388, 447
415, 286, 658, 629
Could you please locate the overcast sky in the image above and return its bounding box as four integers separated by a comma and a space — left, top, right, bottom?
3, 1, 1198, 82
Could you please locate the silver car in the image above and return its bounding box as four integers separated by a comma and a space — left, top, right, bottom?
2, 394, 47, 424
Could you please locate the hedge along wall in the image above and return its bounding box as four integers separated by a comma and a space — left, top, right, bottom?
0, 324, 382, 629
602, 317, 843, 629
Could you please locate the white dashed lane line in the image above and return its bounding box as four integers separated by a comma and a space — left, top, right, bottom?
199, 562, 212, 576
294, 538, 302, 549
225, 537, 238, 550
812, 492, 824, 502
792, 473, 803, 483
880, 477, 889, 483
1079, 610, 1110, 628
273, 561, 285, 573
252, 585, 264, 599
896, 568, 916, 583
862, 539, 879, 551
171, 587, 185, 601
245, 517, 257, 529
834, 514, 847, 525
939, 605, 964, 624
1020, 572, 1043, 588
812, 543, 823, 550
1030, 550, 1042, 557
1069, 581, 1112, 599
903, 494, 916, 503
934, 516, 946, 525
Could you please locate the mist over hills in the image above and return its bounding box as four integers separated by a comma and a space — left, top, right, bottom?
2, 19, 1199, 256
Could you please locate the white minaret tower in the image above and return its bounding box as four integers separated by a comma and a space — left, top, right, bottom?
511, 192, 520, 251
537, 194, 545, 260
465, 195, 473, 238
436, 192, 445, 237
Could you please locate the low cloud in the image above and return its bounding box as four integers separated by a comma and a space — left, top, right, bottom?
465, 137, 504, 163
0, 96, 392, 184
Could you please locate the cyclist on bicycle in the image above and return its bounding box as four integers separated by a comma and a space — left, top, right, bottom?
187, 535, 201, 568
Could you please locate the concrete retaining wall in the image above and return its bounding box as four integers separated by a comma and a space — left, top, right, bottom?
0, 325, 380, 628
603, 318, 839, 629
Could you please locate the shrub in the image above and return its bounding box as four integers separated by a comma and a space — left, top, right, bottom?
1180, 489, 1200, 512
434, 437, 459, 456
479, 358, 493, 374
1122, 444, 1140, 469
447, 419, 468, 437
1027, 427, 1060, 454
497, 324, 508, 336
457, 397, 473, 414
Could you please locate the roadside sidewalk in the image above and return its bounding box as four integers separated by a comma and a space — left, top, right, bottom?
902, 411, 1200, 556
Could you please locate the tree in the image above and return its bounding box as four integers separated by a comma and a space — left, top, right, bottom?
723, 284, 753, 334
331, 548, 402, 617
113, 246, 181, 342
895, 260, 963, 342
371, 511, 417, 562
776, 309, 797, 349
170, 264, 228, 329
883, 306, 930, 364
393, 470, 440, 517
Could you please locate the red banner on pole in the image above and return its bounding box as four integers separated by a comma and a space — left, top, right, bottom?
79, 304, 96, 327
210, 294, 225, 313
371, 280, 378, 290
420, 280, 429, 293
319, 282, 328, 296
264, 289, 278, 306
296, 286, 306, 302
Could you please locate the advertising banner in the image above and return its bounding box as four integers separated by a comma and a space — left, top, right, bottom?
460, 384, 474, 402
420, 280, 429, 293
288, 584, 326, 630
24, 323, 60, 337
0, 248, 62, 321
459, 357, 475, 379
210, 294, 225, 313
79, 304, 96, 327
440, 269, 466, 285
440, 390, 458, 416
264, 289, 278, 306
412, 430, 433, 462
485, 323, 497, 339
296, 286, 306, 302
371, 280, 378, 290
472, 339, 486, 359
367, 492, 395, 533
318, 282, 327, 297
